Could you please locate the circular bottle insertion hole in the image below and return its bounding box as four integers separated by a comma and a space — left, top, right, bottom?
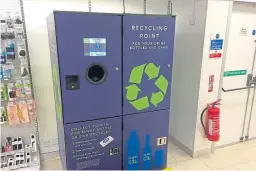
86, 64, 107, 84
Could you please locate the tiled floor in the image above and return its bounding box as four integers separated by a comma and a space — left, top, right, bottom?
41, 139, 256, 170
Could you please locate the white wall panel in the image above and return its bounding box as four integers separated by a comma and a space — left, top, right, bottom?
194, 0, 231, 152
169, 0, 208, 150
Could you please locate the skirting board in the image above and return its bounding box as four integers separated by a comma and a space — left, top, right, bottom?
169, 135, 256, 158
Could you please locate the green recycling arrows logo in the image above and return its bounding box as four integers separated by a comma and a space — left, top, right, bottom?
125, 63, 168, 110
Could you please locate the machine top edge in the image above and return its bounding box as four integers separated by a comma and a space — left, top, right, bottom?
50, 10, 176, 18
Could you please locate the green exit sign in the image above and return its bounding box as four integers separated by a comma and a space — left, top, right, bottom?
224, 70, 247, 77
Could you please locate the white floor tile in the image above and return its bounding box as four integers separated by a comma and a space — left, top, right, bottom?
198, 152, 249, 170
215, 165, 238, 170
41, 158, 62, 170
169, 158, 210, 170
167, 154, 177, 164
237, 146, 256, 162
170, 148, 192, 162
234, 161, 256, 170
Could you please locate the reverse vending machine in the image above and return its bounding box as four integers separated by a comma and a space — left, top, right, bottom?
47, 11, 175, 170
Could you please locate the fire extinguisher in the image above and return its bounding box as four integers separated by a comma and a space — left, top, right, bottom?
200, 99, 221, 142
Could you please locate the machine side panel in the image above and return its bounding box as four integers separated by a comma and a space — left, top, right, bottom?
123, 110, 170, 170
47, 13, 66, 170
123, 15, 175, 115
64, 117, 122, 170
54, 12, 122, 124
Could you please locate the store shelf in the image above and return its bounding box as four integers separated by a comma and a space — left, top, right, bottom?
1, 162, 40, 171
0, 149, 25, 157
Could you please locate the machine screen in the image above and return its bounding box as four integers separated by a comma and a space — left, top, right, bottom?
83, 38, 106, 56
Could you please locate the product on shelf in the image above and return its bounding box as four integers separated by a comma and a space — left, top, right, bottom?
27, 100, 36, 121
1, 83, 8, 101
1, 51, 6, 64
15, 28, 24, 39
30, 134, 37, 153
7, 102, 19, 125
0, 65, 3, 79
5, 137, 12, 152
0, 107, 7, 124
14, 12, 23, 25
0, 160, 7, 168
17, 137, 23, 150
12, 137, 18, 151
23, 80, 31, 97
7, 83, 16, 101
19, 49, 26, 57
5, 12, 14, 29
7, 158, 14, 167
1, 32, 15, 40
21, 66, 29, 78
15, 80, 25, 98
15, 153, 25, 165
17, 101, 30, 123
2, 66, 11, 80
6, 43, 15, 60
1, 146, 5, 153
25, 151, 30, 163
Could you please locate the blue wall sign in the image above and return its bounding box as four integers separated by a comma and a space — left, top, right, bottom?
210, 39, 223, 50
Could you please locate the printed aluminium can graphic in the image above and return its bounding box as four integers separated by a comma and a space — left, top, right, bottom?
122, 15, 175, 115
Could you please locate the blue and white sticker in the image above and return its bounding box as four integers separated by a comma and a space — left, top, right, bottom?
252, 30, 256, 36
100, 136, 114, 147
216, 34, 220, 39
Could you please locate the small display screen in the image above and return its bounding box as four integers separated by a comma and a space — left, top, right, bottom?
83, 38, 106, 56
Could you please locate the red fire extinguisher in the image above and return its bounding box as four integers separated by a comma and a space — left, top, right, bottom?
200, 99, 221, 142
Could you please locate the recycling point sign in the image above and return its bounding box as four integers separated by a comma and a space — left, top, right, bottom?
125, 63, 168, 110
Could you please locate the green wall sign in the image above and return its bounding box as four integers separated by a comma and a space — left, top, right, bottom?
224, 70, 247, 77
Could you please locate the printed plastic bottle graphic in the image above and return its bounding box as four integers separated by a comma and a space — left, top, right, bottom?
155, 149, 165, 169
142, 134, 152, 169
127, 130, 140, 170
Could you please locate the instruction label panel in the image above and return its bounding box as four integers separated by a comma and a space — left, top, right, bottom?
64, 117, 122, 170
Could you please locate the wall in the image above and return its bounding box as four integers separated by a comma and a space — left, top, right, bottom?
194, 0, 256, 155
169, 0, 208, 151
194, 0, 232, 153
22, 0, 174, 154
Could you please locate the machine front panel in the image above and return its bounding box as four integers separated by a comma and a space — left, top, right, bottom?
123, 110, 170, 170
122, 15, 175, 115
54, 12, 122, 123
